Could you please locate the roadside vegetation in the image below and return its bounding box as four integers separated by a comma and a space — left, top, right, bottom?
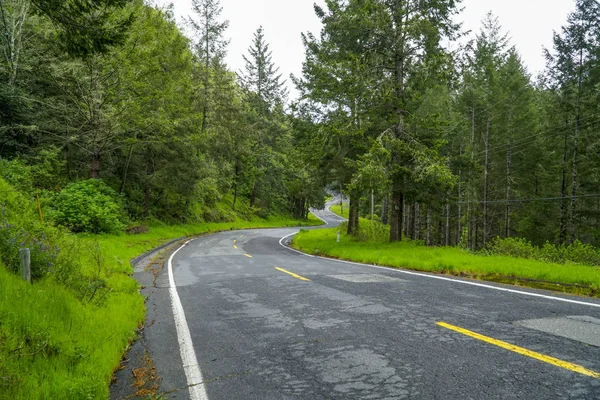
0, 173, 321, 399
293, 220, 600, 296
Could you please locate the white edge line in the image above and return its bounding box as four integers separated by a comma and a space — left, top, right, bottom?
279, 232, 600, 309
168, 239, 209, 400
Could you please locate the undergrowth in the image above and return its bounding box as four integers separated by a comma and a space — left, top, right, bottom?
0, 175, 322, 399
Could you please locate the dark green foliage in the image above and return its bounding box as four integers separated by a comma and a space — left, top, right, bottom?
53, 180, 125, 234
31, 0, 135, 57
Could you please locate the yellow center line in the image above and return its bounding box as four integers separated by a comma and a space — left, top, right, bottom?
233, 245, 238, 249
275, 267, 310, 282
244, 254, 252, 258
233, 239, 237, 243
437, 322, 600, 379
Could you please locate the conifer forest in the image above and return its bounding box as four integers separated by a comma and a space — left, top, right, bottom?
1, 0, 599, 249
2, 0, 600, 398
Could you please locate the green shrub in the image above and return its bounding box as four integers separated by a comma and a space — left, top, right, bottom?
486, 237, 536, 259
0, 178, 58, 279
53, 180, 125, 234
0, 178, 90, 290
487, 236, 600, 266
0, 158, 33, 191
355, 219, 390, 242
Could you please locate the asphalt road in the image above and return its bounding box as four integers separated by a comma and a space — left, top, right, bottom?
113, 203, 600, 399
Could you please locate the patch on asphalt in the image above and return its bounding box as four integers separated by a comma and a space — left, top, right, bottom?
516, 316, 600, 347
328, 274, 407, 283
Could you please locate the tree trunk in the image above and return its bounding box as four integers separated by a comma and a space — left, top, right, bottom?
0, 0, 30, 86
426, 205, 432, 246
475, 216, 479, 249
505, 139, 511, 238
445, 202, 450, 246
143, 161, 152, 218
389, 191, 403, 242
339, 183, 344, 216
438, 217, 443, 247
90, 153, 101, 179
569, 47, 584, 243
370, 188, 375, 220
403, 198, 408, 237
408, 203, 414, 240
559, 121, 569, 244
414, 203, 421, 240
347, 194, 360, 236
483, 119, 490, 247
389, 13, 407, 242
468, 107, 475, 249
457, 171, 462, 244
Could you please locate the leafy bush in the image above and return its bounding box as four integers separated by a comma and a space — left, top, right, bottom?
355, 219, 390, 242
0, 178, 79, 283
53, 179, 125, 234
486, 236, 600, 266
0, 158, 33, 191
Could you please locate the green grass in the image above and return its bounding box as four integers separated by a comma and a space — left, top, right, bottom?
0, 262, 144, 399
329, 203, 349, 219
292, 226, 600, 296
0, 209, 322, 399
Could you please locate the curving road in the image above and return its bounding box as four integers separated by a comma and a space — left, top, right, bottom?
113, 202, 600, 399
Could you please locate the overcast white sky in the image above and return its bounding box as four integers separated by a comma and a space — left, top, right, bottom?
166, 0, 576, 97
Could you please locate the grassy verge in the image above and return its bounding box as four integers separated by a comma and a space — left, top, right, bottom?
0, 209, 321, 399
329, 203, 349, 219
292, 224, 600, 297
0, 260, 145, 399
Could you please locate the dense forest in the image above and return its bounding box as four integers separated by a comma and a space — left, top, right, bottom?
295, 0, 600, 249
2, 0, 600, 249
0, 0, 324, 232
4, 1, 600, 397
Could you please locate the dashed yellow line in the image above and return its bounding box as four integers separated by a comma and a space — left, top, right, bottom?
437, 322, 600, 379
275, 267, 310, 282
244, 254, 252, 258
233, 245, 238, 249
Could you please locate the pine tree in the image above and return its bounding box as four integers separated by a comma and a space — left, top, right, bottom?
187, 0, 229, 132
366, 0, 461, 242
295, 0, 378, 236
545, 0, 600, 242
240, 26, 287, 113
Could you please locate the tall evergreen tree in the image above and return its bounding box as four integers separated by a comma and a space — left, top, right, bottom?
187, 0, 229, 132
545, 0, 600, 243
240, 26, 287, 112
295, 0, 378, 235
365, 0, 461, 242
